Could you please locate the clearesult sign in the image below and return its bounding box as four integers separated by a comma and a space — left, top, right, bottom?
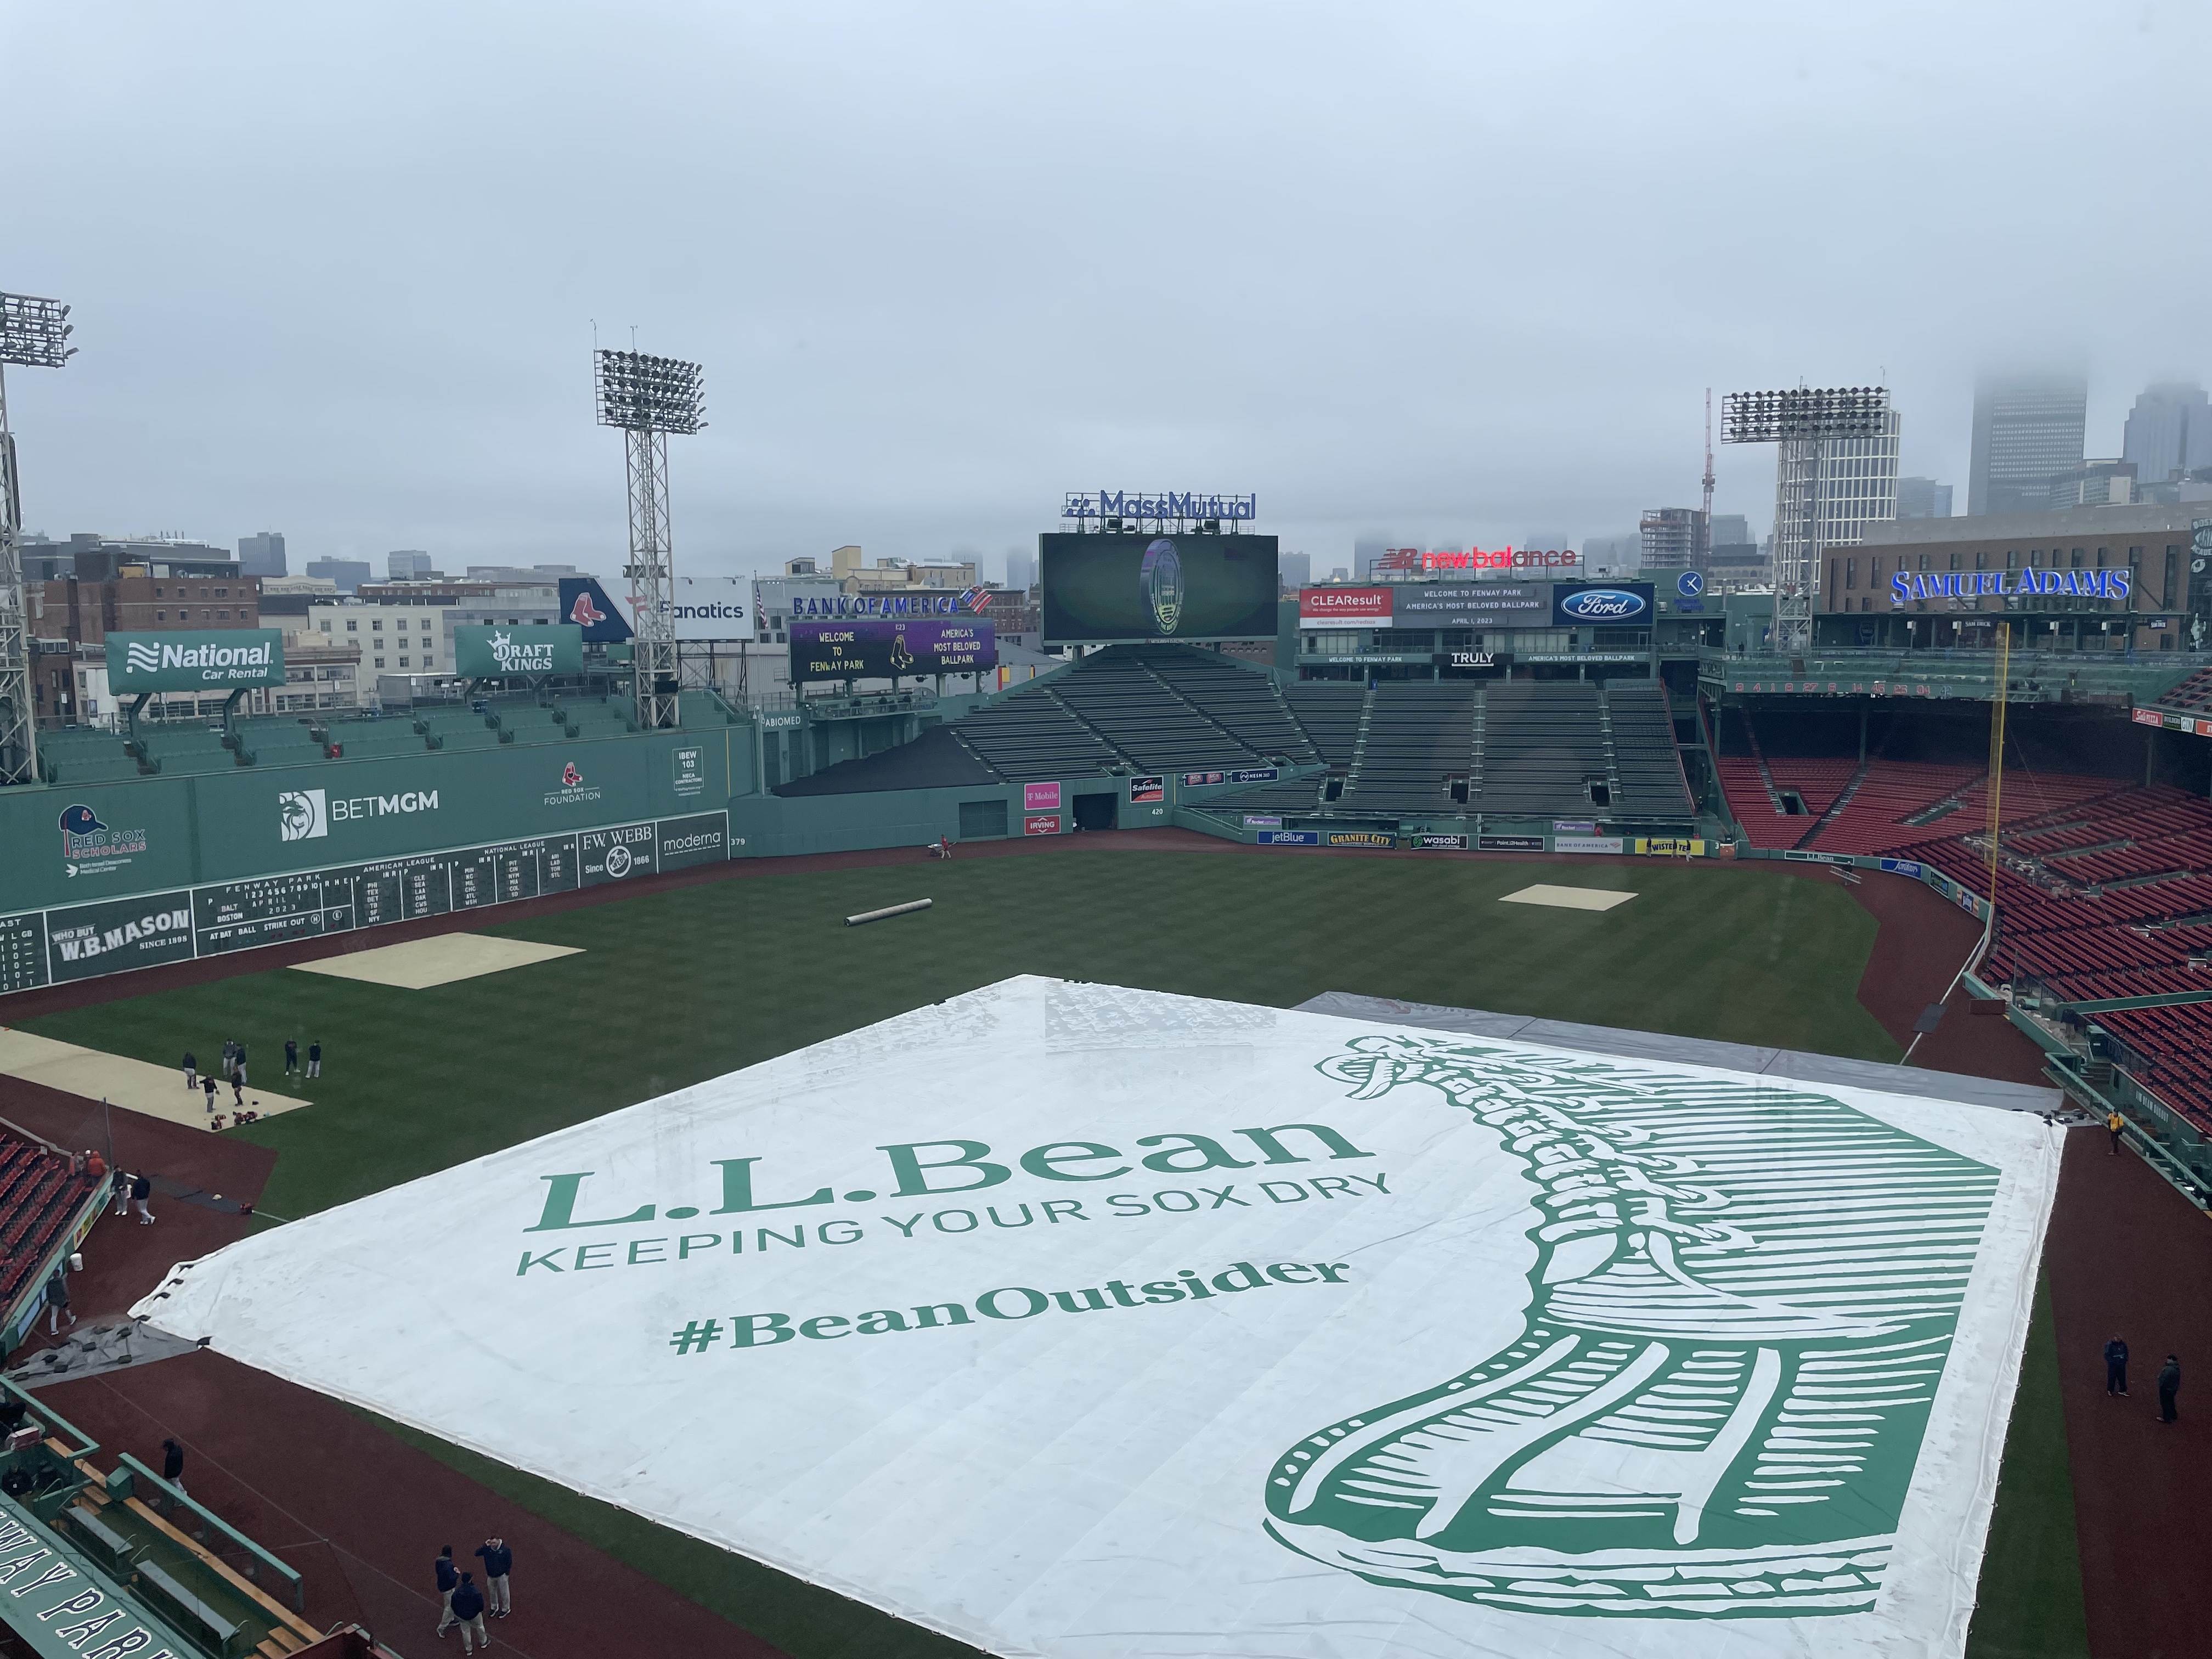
455, 624, 585, 678
105, 629, 284, 693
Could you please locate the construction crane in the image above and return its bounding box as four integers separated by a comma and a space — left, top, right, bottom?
1702, 387, 1716, 528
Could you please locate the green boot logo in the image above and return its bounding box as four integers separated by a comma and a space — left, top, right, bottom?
1265, 1034, 1999, 1619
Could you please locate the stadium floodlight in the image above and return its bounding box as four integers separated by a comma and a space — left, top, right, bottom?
594, 348, 704, 730
594, 349, 704, 436
0, 291, 77, 787
1720, 385, 1890, 655
1719, 386, 1886, 445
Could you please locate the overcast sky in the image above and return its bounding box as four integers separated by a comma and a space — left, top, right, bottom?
6, 2, 2208, 586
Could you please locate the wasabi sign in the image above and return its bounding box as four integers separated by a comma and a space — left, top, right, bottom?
140, 978, 2056, 1659
105, 629, 284, 692
454, 624, 584, 678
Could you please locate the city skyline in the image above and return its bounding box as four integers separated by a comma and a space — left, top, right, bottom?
6, 5, 2208, 593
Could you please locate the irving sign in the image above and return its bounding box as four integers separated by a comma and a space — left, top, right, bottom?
454, 624, 585, 678
105, 630, 285, 692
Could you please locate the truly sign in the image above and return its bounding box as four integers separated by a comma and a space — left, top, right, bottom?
105, 629, 284, 692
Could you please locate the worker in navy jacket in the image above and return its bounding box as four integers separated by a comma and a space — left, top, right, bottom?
449, 1572, 490, 1654
435, 1547, 460, 1637
474, 1536, 512, 1617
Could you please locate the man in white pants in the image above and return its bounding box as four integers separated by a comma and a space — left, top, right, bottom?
475, 1536, 512, 1617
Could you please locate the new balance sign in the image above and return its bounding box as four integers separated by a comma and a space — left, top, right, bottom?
106, 629, 285, 691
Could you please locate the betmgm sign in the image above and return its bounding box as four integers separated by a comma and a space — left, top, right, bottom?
105, 630, 284, 693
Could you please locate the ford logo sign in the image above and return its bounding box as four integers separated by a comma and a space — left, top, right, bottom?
1558, 588, 1647, 620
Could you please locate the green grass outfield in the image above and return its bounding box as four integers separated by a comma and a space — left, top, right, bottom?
16, 850, 2081, 1657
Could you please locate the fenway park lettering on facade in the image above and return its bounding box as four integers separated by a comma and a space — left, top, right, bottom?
1891, 568, 2132, 605
1062, 491, 1257, 522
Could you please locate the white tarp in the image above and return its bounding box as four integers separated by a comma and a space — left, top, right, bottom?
136, 977, 2059, 1658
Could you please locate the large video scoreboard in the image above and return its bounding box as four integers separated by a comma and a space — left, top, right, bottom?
1041, 533, 1280, 644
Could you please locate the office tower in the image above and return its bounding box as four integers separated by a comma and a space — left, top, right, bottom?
1707, 514, 1761, 572
238, 531, 287, 577
388, 549, 436, 580
1352, 536, 1390, 579
1638, 508, 1708, 570
1967, 373, 2086, 515
305, 558, 371, 594
1771, 409, 1901, 579
2046, 460, 2137, 509
1895, 478, 1953, 518
1004, 550, 1035, 592
1279, 551, 1311, 592
2122, 382, 2212, 487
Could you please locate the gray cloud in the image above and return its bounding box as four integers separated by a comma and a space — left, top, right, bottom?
5, 1, 2207, 585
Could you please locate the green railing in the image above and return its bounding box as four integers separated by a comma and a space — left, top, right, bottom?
1701, 647, 2209, 704
113, 1453, 305, 1613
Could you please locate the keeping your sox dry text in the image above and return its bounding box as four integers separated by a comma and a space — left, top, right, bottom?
515, 1171, 1395, 1276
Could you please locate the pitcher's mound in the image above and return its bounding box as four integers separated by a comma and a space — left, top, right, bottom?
1499, 883, 1637, 912
294, 934, 582, 990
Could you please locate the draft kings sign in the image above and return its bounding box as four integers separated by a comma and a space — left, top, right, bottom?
137, 977, 2059, 1659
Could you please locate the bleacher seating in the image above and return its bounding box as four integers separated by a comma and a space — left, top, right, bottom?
1479, 684, 1612, 817
2151, 664, 2212, 714
1049, 652, 1259, 771
36, 727, 144, 783
1878, 780, 2212, 1130
777, 725, 1002, 795
414, 706, 503, 752
1803, 762, 1984, 855
132, 723, 238, 776
0, 1136, 101, 1322
1604, 685, 1695, 817
1139, 649, 1318, 766
1348, 685, 1477, 815
320, 716, 428, 760
943, 683, 1123, 782
1282, 685, 1366, 768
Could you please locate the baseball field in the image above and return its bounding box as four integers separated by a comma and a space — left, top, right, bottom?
2, 841, 2100, 1658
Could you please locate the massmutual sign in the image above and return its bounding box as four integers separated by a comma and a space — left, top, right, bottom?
105, 629, 284, 692
455, 624, 584, 678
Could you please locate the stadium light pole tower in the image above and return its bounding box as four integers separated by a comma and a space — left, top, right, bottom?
0, 293, 77, 786
594, 348, 704, 729
1720, 386, 1887, 656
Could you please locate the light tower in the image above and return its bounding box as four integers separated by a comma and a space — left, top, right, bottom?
594, 348, 704, 729
1720, 386, 1887, 654
0, 293, 76, 786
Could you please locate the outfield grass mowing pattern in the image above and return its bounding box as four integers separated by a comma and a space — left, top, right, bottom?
21, 854, 1900, 1221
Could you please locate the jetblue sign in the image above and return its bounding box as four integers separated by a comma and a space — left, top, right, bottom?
1062, 490, 1256, 523
1889, 568, 2131, 605
1551, 583, 1654, 626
